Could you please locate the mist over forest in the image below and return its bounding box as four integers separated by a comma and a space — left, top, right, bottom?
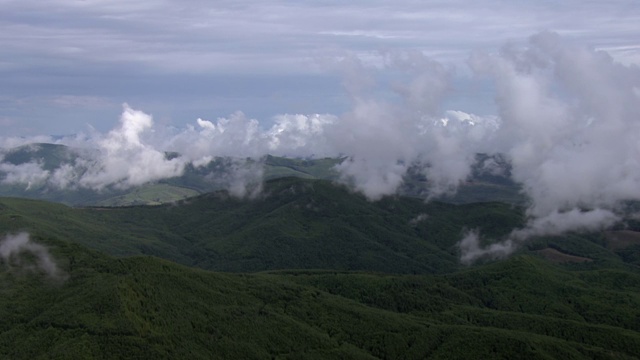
2, 1, 640, 357
3, 32, 640, 261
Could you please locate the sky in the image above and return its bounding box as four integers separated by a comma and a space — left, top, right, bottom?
1, 0, 639, 135
2, 0, 640, 262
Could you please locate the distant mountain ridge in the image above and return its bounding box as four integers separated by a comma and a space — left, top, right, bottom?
1, 182, 640, 358
0, 142, 522, 206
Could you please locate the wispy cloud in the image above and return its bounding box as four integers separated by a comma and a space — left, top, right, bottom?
0, 232, 66, 280
2, 1, 638, 135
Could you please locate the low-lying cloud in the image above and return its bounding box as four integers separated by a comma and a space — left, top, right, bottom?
2, 31, 639, 262
0, 232, 66, 280
0, 55, 496, 199
460, 208, 621, 264
77, 105, 186, 190
459, 31, 640, 262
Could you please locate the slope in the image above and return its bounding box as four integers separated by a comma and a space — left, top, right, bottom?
1, 235, 640, 359
0, 177, 525, 274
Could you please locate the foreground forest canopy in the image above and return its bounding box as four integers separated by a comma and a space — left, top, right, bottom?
1, 177, 640, 358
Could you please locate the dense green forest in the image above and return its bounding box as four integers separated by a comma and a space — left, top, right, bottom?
2, 235, 640, 359
1, 177, 531, 273
2, 176, 640, 358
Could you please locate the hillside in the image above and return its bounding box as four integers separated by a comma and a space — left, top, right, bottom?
1, 235, 639, 359
2, 176, 640, 357
0, 177, 526, 274
2, 177, 639, 273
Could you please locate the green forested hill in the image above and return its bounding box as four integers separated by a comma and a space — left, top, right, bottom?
0, 177, 525, 273
2, 235, 640, 359
2, 176, 640, 358
1, 177, 638, 273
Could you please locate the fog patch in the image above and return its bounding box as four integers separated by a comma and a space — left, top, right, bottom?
409, 213, 429, 226
0, 232, 66, 281
459, 32, 640, 262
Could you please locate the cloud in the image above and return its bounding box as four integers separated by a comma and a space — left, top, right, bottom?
0, 53, 499, 199
459, 229, 514, 265
77, 104, 186, 190
3, 0, 639, 79
266, 113, 337, 156
166, 111, 268, 160
211, 158, 264, 199
0, 161, 50, 190
0, 232, 66, 280
409, 213, 428, 226
0, 106, 341, 196
1, 30, 639, 263
480, 32, 640, 214
3, 0, 639, 141
324, 52, 497, 200
460, 31, 640, 262
460, 209, 620, 264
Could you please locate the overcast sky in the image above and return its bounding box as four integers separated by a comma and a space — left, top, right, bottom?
1, 0, 639, 136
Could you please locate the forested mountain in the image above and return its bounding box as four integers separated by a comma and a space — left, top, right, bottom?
2, 177, 531, 273
2, 176, 640, 358
2, 233, 640, 359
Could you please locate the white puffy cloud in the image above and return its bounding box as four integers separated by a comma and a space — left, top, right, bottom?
0, 57, 501, 199
324, 52, 499, 200
460, 32, 640, 262
266, 113, 337, 156
471, 32, 640, 214
78, 104, 186, 190
166, 111, 267, 161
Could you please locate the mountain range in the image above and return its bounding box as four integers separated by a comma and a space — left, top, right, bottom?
0, 143, 522, 206
1, 143, 640, 358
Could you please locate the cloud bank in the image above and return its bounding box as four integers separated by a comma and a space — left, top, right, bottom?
461, 32, 640, 262
2, 32, 639, 262
1, 51, 498, 199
